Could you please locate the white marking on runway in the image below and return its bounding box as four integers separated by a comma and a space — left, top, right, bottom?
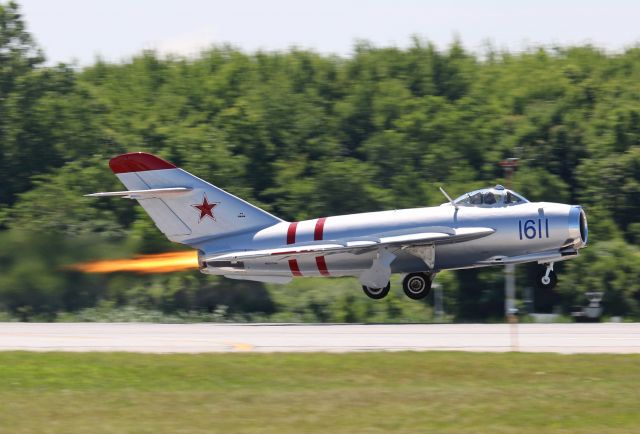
0, 323, 638, 354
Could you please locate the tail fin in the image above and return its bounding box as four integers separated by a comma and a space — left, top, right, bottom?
98, 152, 282, 244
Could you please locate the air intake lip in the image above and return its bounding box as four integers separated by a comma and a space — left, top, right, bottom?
568, 206, 588, 248
579, 209, 588, 246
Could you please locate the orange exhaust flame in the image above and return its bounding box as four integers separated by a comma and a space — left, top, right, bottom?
69, 251, 199, 274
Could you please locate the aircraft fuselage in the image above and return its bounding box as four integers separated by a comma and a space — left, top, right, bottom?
196, 201, 587, 280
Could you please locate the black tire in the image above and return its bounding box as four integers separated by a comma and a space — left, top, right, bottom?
536, 269, 558, 290
362, 282, 391, 300
402, 272, 433, 300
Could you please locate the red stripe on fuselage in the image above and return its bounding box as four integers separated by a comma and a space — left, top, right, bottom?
314, 217, 327, 241
287, 222, 301, 276
315, 256, 330, 276
287, 222, 298, 245
314, 217, 330, 276
288, 259, 302, 277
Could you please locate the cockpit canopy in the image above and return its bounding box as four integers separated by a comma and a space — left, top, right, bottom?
452, 185, 528, 207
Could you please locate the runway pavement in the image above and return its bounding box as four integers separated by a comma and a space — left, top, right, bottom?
0, 322, 638, 354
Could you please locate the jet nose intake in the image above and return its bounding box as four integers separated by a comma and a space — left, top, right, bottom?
568, 206, 588, 248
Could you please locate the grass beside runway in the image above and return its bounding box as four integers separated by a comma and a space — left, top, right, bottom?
0, 351, 638, 433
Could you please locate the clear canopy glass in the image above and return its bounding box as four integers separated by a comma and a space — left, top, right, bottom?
452, 185, 528, 207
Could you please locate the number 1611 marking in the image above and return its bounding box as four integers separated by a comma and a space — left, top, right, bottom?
519, 218, 549, 240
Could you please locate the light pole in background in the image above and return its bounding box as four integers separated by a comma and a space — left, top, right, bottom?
433, 281, 444, 322
499, 158, 519, 349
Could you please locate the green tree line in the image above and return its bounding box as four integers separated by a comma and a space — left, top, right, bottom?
0, 2, 638, 321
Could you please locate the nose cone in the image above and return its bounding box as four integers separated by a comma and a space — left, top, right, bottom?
568, 206, 588, 248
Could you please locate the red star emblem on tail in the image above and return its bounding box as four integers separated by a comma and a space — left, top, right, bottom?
192, 195, 219, 222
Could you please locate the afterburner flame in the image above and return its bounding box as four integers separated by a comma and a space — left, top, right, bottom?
70, 251, 199, 274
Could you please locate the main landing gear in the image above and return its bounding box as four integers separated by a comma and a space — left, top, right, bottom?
402, 272, 433, 300
362, 273, 434, 300
362, 282, 391, 300
536, 263, 558, 290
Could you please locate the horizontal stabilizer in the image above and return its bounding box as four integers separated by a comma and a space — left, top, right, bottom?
88, 152, 283, 243
85, 187, 192, 199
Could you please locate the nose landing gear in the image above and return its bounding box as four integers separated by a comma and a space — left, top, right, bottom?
536, 263, 557, 290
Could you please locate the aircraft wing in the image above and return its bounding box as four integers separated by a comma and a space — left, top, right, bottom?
205, 227, 494, 262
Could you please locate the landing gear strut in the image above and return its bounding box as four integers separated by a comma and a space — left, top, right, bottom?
402, 272, 433, 300
362, 281, 391, 300
536, 263, 557, 290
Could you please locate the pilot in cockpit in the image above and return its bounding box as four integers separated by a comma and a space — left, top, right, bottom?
452, 185, 528, 207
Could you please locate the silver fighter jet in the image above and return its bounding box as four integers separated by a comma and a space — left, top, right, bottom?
88, 153, 588, 300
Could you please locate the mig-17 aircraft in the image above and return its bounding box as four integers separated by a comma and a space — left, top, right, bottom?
88, 152, 588, 300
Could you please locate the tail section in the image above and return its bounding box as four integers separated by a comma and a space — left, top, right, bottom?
101, 152, 282, 244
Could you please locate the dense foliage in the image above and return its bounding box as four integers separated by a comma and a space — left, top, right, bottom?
0, 2, 638, 321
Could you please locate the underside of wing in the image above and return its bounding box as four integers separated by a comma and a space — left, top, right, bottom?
204, 226, 495, 263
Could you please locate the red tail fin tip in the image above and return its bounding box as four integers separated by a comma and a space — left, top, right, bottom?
109, 152, 176, 174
